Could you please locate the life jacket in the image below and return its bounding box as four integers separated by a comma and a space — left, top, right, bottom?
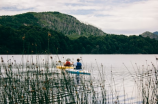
65, 61, 70, 66
76, 62, 82, 69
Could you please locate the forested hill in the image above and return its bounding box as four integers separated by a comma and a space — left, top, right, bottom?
140, 31, 158, 40
0, 25, 158, 54
0, 12, 105, 36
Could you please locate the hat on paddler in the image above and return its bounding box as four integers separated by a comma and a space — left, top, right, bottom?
66, 58, 71, 61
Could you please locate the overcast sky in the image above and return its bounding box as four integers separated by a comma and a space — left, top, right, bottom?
0, 0, 158, 35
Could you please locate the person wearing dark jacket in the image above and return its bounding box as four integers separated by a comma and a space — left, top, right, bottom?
74, 58, 82, 70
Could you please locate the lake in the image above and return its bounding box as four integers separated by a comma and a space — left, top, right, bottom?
0, 54, 158, 104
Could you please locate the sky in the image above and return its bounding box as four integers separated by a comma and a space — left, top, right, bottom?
0, 0, 158, 35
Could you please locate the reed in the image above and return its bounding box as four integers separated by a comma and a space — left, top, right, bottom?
124, 59, 158, 104
0, 56, 108, 104
140, 61, 158, 104
2, 55, 156, 104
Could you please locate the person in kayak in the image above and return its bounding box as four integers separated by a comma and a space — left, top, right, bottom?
64, 58, 72, 66
74, 58, 82, 70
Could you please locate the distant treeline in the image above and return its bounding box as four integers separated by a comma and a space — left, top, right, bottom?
0, 26, 158, 54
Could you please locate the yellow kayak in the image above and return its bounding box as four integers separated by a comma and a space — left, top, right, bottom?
56, 66, 74, 69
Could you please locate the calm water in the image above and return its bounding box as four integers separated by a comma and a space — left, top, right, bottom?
0, 54, 158, 104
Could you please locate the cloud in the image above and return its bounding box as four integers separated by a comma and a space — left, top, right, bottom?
73, 0, 158, 35
0, 0, 157, 35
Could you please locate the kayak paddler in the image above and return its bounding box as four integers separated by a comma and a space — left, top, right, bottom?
74, 58, 82, 70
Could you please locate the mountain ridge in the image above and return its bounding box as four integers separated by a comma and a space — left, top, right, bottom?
153, 31, 158, 35
0, 11, 105, 36
140, 31, 158, 40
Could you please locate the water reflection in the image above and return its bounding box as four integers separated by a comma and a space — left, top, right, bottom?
76, 74, 80, 84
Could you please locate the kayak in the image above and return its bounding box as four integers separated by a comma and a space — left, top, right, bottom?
65, 69, 90, 75
56, 66, 74, 69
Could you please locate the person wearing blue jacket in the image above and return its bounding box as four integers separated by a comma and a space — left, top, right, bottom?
74, 58, 82, 70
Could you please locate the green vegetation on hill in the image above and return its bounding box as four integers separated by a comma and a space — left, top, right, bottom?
0, 13, 39, 28
0, 11, 158, 54
0, 26, 72, 54
0, 12, 105, 36
0, 25, 158, 54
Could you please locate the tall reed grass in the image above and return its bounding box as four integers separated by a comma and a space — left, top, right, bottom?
0, 55, 157, 104
0, 55, 107, 104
